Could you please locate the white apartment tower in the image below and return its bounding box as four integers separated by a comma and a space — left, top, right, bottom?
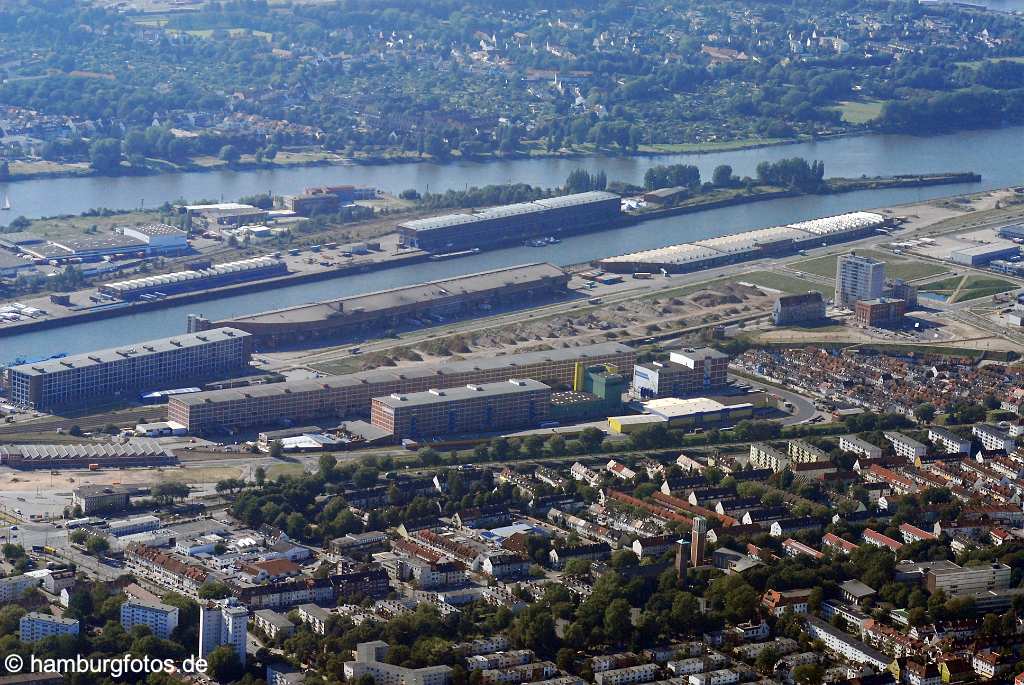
199, 599, 248, 665
835, 252, 885, 308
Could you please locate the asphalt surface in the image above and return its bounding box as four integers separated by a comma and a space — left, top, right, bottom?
730, 373, 819, 425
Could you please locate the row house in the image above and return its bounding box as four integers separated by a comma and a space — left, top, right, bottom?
822, 532, 859, 555
782, 538, 824, 560
862, 528, 904, 553
125, 544, 209, 596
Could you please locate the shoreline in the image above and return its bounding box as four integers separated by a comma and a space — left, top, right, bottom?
0, 170, 981, 340
0, 129, 884, 187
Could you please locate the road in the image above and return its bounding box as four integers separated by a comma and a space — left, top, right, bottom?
730, 373, 819, 425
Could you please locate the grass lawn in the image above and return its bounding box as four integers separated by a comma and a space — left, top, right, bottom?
920, 274, 1018, 303
955, 56, 1024, 70
737, 270, 826, 295
792, 249, 950, 282
23, 210, 165, 241
832, 100, 885, 124
266, 463, 306, 479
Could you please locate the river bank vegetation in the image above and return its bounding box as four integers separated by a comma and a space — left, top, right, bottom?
2, 1, 1024, 179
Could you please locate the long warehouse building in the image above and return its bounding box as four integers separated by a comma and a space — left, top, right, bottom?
397, 191, 622, 252
595, 211, 886, 273
190, 263, 571, 347
99, 256, 287, 301
3, 328, 252, 410
168, 342, 636, 434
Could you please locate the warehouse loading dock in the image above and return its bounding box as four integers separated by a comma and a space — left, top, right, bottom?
190, 263, 572, 347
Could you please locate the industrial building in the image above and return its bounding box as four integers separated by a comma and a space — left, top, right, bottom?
190, 263, 570, 346
99, 256, 287, 300
0, 440, 175, 470
370, 378, 552, 439
949, 241, 1021, 266
397, 191, 621, 252
597, 211, 886, 274
642, 397, 752, 428
924, 563, 1011, 596
853, 297, 906, 328
121, 224, 189, 254
3, 328, 251, 410
179, 203, 269, 229
772, 292, 826, 326
550, 364, 627, 422
835, 252, 885, 309
168, 342, 636, 434
72, 484, 149, 514
631, 348, 730, 399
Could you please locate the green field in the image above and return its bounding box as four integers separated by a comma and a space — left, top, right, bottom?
955, 56, 1024, 70
791, 250, 950, 282
920, 274, 1018, 303
737, 270, 826, 295
832, 100, 885, 124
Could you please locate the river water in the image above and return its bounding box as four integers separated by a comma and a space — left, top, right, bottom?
4, 126, 1024, 358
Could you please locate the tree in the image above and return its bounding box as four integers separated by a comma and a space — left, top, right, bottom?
417, 447, 442, 466
1, 543, 24, 560
198, 581, 232, 600
254, 466, 266, 487
153, 482, 190, 503
792, 664, 824, 685
603, 598, 633, 644
205, 645, 244, 683
85, 535, 109, 557
218, 145, 240, 163
914, 403, 936, 423
712, 164, 734, 187
269, 441, 283, 459
124, 130, 149, 158
89, 138, 122, 173
69, 529, 88, 545
318, 453, 337, 479
579, 427, 605, 452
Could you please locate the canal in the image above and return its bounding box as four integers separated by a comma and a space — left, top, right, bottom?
5, 126, 1024, 358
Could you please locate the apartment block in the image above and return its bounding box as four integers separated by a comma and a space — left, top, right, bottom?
4, 328, 251, 410
839, 435, 882, 459
20, 613, 79, 642
928, 427, 971, 455
787, 439, 829, 464
0, 574, 40, 602
748, 443, 788, 472
835, 252, 885, 308
120, 599, 179, 640
199, 599, 248, 665
253, 609, 295, 640
804, 616, 888, 669
345, 641, 452, 685
973, 424, 1016, 452
371, 379, 551, 439
884, 431, 927, 460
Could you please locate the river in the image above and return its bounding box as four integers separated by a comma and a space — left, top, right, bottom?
4, 126, 1024, 359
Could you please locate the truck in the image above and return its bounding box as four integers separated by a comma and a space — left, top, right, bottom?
88, 463, 99, 471
632, 272, 654, 280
